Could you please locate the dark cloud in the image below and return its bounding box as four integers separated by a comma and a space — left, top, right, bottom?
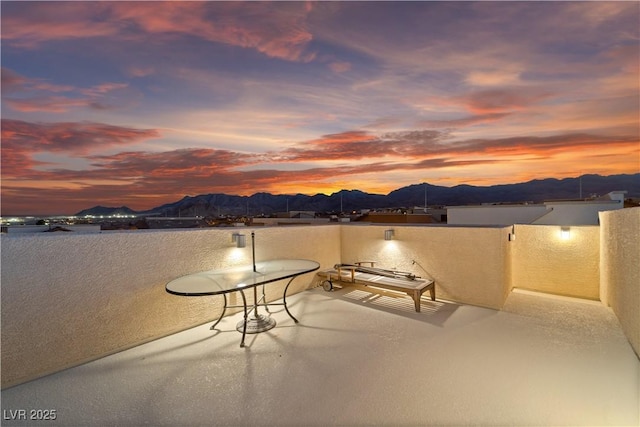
1, 67, 29, 93
276, 129, 451, 161
4, 117, 637, 214
1, 119, 160, 155
88, 148, 257, 178
462, 88, 552, 114
1, 68, 135, 113
1, 120, 161, 178
1, 0, 637, 214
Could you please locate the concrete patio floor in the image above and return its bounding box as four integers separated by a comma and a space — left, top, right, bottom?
2, 286, 639, 426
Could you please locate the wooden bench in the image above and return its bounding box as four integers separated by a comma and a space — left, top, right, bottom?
317, 262, 435, 312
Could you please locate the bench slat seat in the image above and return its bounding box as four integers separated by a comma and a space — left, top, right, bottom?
317, 263, 435, 312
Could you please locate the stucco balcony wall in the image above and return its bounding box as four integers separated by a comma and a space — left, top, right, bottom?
600, 207, 640, 356
0, 225, 341, 389
511, 224, 601, 300
339, 225, 512, 310
2, 218, 636, 389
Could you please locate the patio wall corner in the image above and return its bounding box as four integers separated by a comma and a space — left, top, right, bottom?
599, 207, 640, 357
339, 225, 510, 310
510, 224, 600, 300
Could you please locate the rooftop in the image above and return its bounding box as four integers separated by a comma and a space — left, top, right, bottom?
2, 208, 639, 426
1, 286, 638, 426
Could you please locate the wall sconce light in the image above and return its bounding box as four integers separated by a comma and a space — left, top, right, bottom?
384, 229, 395, 241
232, 233, 246, 248
508, 225, 516, 241
561, 226, 571, 240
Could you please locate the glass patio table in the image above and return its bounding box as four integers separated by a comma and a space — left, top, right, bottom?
166, 259, 320, 347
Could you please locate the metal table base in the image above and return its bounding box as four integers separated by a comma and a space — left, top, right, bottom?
209, 275, 300, 347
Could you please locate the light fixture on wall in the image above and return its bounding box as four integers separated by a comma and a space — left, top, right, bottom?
508, 225, 516, 241
561, 226, 571, 240
232, 233, 247, 248
384, 229, 395, 241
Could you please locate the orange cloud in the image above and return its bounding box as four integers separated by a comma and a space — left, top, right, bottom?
463, 87, 552, 115
464, 134, 639, 157
2, 117, 638, 214
465, 69, 523, 87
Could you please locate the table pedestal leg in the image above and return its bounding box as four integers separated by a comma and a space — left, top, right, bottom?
236, 283, 276, 337
235, 314, 276, 334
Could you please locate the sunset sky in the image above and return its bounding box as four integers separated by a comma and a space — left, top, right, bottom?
2, 1, 639, 215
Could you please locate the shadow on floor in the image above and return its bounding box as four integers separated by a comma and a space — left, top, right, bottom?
314, 283, 461, 326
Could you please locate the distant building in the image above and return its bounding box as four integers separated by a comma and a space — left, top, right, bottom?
144, 217, 208, 229
273, 211, 316, 219
447, 191, 626, 226
251, 211, 331, 226
409, 206, 448, 223
356, 211, 435, 224
2, 224, 102, 234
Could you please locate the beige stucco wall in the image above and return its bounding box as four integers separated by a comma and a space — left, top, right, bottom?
600, 208, 640, 357
340, 225, 511, 310
510, 225, 600, 299
3, 218, 634, 389
1, 225, 340, 388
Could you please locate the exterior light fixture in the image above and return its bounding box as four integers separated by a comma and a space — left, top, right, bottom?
232, 233, 247, 248
561, 226, 571, 240
384, 229, 395, 241
508, 225, 516, 241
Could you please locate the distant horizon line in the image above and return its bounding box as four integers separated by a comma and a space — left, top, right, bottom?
2, 172, 637, 218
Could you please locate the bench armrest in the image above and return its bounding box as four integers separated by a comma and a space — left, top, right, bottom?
355, 261, 376, 267
336, 265, 356, 281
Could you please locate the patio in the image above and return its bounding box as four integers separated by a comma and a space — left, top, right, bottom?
2, 285, 638, 426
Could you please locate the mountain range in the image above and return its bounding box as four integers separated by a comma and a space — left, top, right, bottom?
76, 173, 639, 217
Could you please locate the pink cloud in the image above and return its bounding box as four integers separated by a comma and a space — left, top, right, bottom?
416, 112, 512, 129
126, 66, 155, 78
80, 83, 129, 97
329, 61, 352, 73
463, 88, 552, 114
1, 67, 74, 94
4, 119, 636, 180
121, 1, 316, 62
0, 2, 120, 49
1, 67, 28, 88
273, 129, 639, 166
1, 119, 160, 156
276, 130, 450, 161
5, 96, 92, 113
2, 2, 315, 63
2, 117, 638, 214
2, 68, 133, 113
88, 148, 257, 178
